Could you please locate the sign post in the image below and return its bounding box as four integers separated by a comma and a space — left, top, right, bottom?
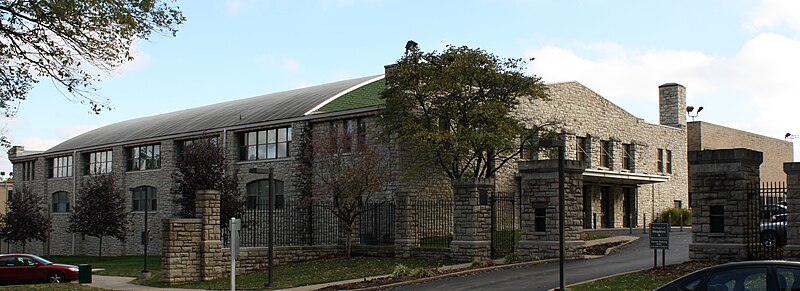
649, 223, 670, 268
230, 217, 241, 291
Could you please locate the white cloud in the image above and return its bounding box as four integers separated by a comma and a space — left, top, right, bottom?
747, 0, 800, 31
282, 58, 301, 71
227, 0, 243, 15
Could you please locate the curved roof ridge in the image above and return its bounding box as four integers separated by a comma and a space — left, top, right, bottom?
304, 75, 385, 116
45, 75, 382, 153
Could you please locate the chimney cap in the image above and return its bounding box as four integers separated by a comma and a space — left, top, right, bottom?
659, 82, 685, 88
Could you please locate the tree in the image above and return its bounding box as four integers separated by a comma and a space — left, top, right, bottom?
381, 43, 552, 180
172, 138, 244, 231
0, 0, 185, 116
305, 126, 391, 258
69, 174, 130, 256
0, 184, 50, 252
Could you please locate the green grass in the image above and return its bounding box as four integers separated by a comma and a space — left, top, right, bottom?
144, 256, 455, 290
45, 255, 161, 277
571, 271, 673, 290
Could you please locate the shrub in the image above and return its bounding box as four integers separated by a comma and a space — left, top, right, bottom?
392, 264, 411, 277
660, 207, 691, 226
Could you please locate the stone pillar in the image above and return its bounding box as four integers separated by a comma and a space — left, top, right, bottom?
394, 192, 419, 258
784, 163, 800, 260
197, 190, 224, 281
688, 149, 762, 261
518, 160, 586, 260
659, 83, 687, 128
450, 178, 494, 262
162, 218, 202, 284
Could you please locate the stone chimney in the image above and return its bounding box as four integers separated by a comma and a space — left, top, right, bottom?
7, 145, 24, 158
659, 83, 686, 128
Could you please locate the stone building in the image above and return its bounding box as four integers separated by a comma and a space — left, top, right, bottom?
7, 72, 689, 256
687, 121, 793, 183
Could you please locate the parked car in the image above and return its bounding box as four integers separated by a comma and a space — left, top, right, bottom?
762, 204, 787, 220
0, 254, 79, 284
761, 218, 787, 247
656, 260, 800, 291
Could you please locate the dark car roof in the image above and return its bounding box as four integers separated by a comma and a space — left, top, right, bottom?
658, 261, 800, 290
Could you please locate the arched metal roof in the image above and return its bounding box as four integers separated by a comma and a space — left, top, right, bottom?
46, 75, 384, 153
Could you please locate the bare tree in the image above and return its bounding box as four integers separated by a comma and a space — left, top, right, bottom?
305, 124, 390, 258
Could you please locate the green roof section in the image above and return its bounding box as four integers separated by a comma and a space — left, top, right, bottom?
317, 77, 386, 113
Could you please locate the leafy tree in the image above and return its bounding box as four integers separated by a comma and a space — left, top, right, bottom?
305, 126, 390, 258
0, 0, 185, 116
173, 138, 244, 230
69, 174, 130, 256
0, 184, 50, 252
381, 43, 551, 180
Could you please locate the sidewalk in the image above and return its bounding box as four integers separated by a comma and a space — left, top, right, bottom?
86, 275, 206, 291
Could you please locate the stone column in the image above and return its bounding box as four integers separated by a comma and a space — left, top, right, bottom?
394, 192, 419, 258
784, 163, 800, 260
688, 149, 762, 261
161, 218, 202, 284
517, 160, 586, 260
197, 190, 224, 281
450, 178, 494, 262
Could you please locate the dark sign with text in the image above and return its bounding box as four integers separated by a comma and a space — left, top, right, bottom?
650, 223, 670, 249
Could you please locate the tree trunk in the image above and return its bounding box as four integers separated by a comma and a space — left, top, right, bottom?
345, 228, 352, 259
99, 236, 103, 256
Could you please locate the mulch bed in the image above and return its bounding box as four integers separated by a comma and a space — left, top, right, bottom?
584, 241, 627, 255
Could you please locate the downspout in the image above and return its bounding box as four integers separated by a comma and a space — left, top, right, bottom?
72, 150, 78, 255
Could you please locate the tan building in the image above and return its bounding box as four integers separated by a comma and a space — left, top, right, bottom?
0, 175, 11, 254
687, 121, 793, 183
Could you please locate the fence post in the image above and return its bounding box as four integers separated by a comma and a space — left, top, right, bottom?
394, 192, 418, 258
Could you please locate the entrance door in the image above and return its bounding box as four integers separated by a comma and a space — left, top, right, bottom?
623, 188, 635, 228
583, 185, 592, 229
601, 187, 613, 228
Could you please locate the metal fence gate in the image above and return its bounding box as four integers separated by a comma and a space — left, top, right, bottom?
747, 182, 787, 260
491, 192, 518, 258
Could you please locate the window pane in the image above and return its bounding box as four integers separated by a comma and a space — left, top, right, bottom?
248, 146, 257, 160
268, 129, 277, 143
268, 144, 276, 159
248, 132, 257, 145
277, 143, 287, 158
278, 128, 287, 142
287, 127, 292, 141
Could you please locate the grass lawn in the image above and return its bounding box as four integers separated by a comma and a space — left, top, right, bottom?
571, 261, 717, 290
584, 233, 615, 241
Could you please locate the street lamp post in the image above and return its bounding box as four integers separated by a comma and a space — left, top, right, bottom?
539, 139, 566, 291
249, 167, 274, 288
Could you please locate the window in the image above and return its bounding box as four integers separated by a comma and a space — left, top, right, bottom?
657, 149, 664, 172
52, 191, 69, 213
706, 267, 767, 291
666, 150, 673, 174
343, 119, 354, 153
239, 127, 292, 161
535, 207, 546, 232
674, 200, 682, 209
479, 189, 488, 206
21, 161, 35, 181
576, 136, 588, 162
84, 150, 112, 175
776, 268, 800, 291
600, 140, 612, 168
176, 136, 219, 156
131, 186, 157, 212
49, 156, 73, 178
357, 118, 367, 146
622, 144, 633, 171
126, 144, 161, 171
246, 179, 284, 210
710, 205, 724, 233
6, 189, 12, 204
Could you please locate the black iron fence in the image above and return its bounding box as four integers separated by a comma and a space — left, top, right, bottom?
492, 192, 518, 258
747, 182, 787, 260
412, 199, 454, 249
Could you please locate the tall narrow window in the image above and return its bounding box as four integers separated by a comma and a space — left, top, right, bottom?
246, 179, 285, 210
131, 186, 157, 212
666, 150, 673, 174
357, 118, 367, 146
238, 127, 292, 161
657, 149, 664, 172
52, 191, 69, 213
576, 136, 588, 162
84, 150, 113, 175
49, 156, 73, 178
535, 207, 547, 232
343, 119, 353, 153
126, 144, 161, 171
710, 205, 724, 233
21, 161, 35, 181
622, 144, 633, 171
600, 140, 612, 168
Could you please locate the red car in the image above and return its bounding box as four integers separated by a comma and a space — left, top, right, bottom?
0, 254, 79, 284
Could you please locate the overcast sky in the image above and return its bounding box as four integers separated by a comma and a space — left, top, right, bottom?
4, 0, 800, 175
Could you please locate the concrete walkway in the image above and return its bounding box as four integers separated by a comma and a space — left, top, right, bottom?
85, 275, 206, 291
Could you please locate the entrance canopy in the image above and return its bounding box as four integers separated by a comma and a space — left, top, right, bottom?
582, 169, 669, 186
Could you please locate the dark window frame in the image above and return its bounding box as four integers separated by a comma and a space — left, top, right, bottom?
622, 144, 633, 171
600, 140, 612, 168
666, 149, 673, 174
52, 191, 69, 213
710, 205, 724, 233
239, 127, 292, 161
534, 207, 546, 232
21, 160, 35, 181
131, 186, 157, 212
246, 179, 285, 210
84, 150, 113, 175
49, 156, 73, 178
126, 144, 161, 171
576, 136, 588, 162
657, 149, 664, 172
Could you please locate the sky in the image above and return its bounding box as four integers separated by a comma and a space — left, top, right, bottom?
4, 0, 800, 175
